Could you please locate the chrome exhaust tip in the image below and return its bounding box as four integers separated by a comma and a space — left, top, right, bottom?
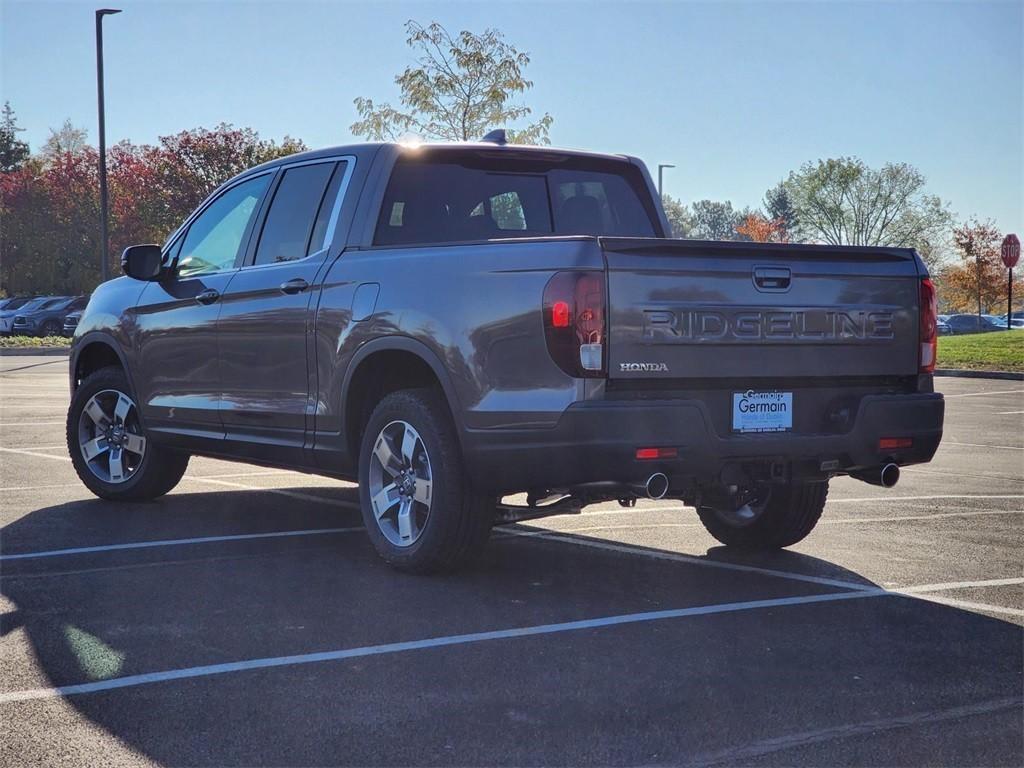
880, 463, 900, 488
852, 463, 900, 488
645, 472, 669, 500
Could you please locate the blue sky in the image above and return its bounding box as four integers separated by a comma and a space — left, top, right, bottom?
3, 0, 1021, 234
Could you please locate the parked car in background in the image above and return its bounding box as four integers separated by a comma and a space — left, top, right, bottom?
945, 313, 1002, 335
936, 317, 951, 335
999, 314, 1024, 329
982, 314, 1008, 329
62, 310, 83, 337
11, 296, 88, 336
1, 296, 32, 311
0, 296, 49, 335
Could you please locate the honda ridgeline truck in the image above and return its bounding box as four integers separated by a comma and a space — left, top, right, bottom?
67, 135, 945, 571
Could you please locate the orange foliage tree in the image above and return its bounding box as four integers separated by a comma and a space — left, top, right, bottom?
735, 213, 788, 243
939, 219, 1011, 314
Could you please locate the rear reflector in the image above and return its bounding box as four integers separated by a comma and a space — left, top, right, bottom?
636, 447, 678, 460
878, 437, 913, 450
551, 300, 571, 328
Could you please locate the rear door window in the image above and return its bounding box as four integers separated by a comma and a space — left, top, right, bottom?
253, 162, 337, 266
374, 153, 658, 246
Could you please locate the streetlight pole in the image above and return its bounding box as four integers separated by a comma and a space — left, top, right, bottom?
96, 8, 121, 284
657, 164, 675, 198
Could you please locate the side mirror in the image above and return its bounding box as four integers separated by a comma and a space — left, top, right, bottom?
121, 244, 164, 281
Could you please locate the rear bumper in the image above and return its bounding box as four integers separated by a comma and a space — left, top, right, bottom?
462, 392, 944, 493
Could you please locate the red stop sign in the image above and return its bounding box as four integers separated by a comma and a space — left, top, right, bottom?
1002, 233, 1020, 268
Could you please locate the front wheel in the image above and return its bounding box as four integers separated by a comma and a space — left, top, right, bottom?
67, 366, 189, 501
696, 481, 828, 550
358, 389, 494, 573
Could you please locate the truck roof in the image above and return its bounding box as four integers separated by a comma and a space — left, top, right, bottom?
244, 140, 635, 175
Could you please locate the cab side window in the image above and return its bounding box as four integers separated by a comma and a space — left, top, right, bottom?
253, 162, 337, 266
177, 174, 271, 278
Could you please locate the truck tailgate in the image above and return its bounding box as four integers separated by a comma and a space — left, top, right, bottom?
602, 238, 921, 380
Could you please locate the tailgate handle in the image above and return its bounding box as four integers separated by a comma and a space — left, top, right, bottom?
753, 266, 791, 292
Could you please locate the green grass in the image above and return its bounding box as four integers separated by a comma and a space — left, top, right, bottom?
938, 330, 1024, 372
0, 334, 71, 349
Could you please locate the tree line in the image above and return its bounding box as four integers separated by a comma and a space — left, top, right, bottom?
1, 20, 1018, 314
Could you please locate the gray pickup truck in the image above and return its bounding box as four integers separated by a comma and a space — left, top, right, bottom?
67, 136, 945, 571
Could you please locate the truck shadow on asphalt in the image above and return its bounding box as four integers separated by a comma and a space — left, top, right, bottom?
2, 487, 1022, 766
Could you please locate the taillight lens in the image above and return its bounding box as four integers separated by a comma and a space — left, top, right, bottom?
543, 271, 606, 377
919, 278, 937, 373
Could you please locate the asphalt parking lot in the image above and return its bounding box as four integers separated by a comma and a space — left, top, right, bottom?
1, 354, 1021, 767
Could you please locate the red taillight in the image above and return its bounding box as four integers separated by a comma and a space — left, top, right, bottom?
919, 278, 938, 373
878, 437, 913, 450
551, 300, 571, 328
636, 447, 678, 460
543, 271, 606, 377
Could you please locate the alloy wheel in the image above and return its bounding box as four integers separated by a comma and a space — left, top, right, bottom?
367, 420, 433, 547
77, 389, 147, 484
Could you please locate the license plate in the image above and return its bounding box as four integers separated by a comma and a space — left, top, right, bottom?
732, 390, 793, 433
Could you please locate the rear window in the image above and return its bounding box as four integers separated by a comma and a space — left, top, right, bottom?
374, 152, 659, 246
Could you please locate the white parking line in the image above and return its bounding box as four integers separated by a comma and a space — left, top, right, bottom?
0, 421, 65, 427
996, 410, 1024, 415
942, 389, 1022, 398
2, 575, 1017, 704
506, 509, 1024, 539
943, 441, 1024, 451
687, 696, 1022, 766
500, 528, 878, 591
0, 588, 886, 703
0, 527, 364, 561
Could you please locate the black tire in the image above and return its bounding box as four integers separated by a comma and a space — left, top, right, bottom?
697, 481, 828, 550
358, 388, 494, 573
39, 319, 60, 337
67, 366, 189, 501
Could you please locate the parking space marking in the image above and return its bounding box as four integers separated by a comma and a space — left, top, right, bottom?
0, 421, 65, 427
507, 509, 1024, 539
944, 441, 1024, 451
996, 410, 1024, 415
892, 594, 1023, 618
685, 696, 1022, 767
0, 527, 363, 561
942, 389, 1022, 398
188, 476, 361, 507
500, 528, 878, 591
0, 446, 70, 462
0, 588, 886, 704
903, 467, 1024, 483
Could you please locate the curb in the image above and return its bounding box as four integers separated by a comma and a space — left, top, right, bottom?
0, 347, 70, 357
935, 369, 1024, 382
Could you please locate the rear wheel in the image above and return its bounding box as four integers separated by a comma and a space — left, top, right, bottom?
67, 366, 189, 501
696, 481, 828, 550
358, 389, 494, 572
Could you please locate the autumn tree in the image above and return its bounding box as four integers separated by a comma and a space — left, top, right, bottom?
1, 124, 307, 294
783, 157, 951, 251
352, 21, 553, 144
735, 212, 787, 243
0, 101, 30, 172
942, 219, 1006, 315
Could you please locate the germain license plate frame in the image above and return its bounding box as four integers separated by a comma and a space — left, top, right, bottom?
732, 390, 793, 433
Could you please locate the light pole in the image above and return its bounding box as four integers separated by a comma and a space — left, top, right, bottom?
96, 8, 121, 283
657, 164, 675, 198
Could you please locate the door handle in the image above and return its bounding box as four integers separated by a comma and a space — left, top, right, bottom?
280, 278, 309, 295
195, 288, 220, 305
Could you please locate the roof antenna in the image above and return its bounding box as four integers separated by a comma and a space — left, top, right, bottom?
480, 129, 507, 145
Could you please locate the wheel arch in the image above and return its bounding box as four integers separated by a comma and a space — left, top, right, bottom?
340, 336, 465, 462
70, 333, 135, 395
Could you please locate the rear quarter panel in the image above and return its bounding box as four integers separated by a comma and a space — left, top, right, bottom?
313, 238, 604, 447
